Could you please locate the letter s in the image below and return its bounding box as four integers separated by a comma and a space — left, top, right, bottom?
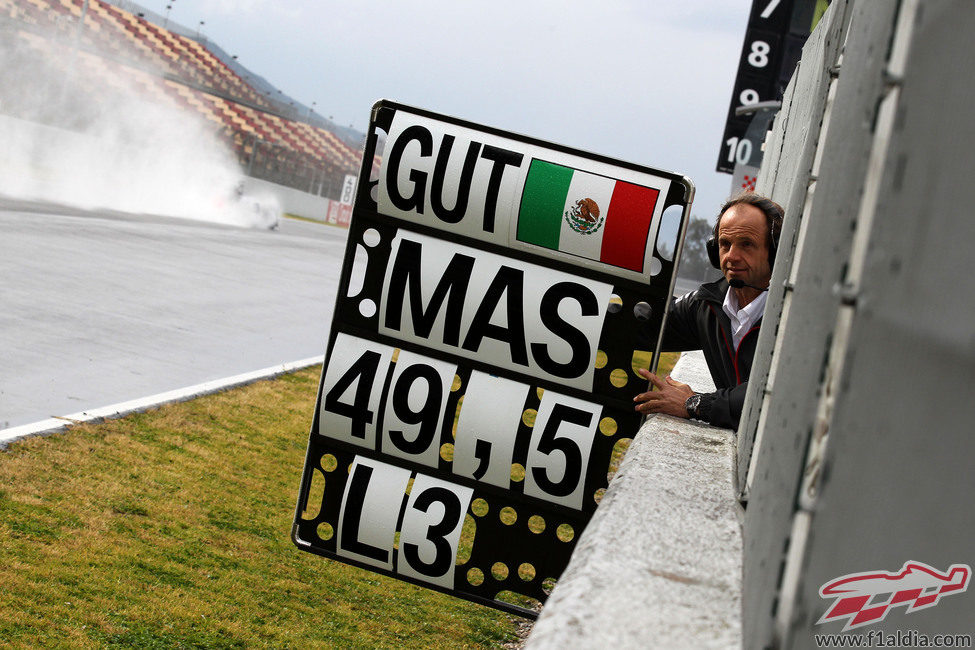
531, 282, 599, 379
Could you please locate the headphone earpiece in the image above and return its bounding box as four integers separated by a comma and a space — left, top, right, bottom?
706, 235, 720, 269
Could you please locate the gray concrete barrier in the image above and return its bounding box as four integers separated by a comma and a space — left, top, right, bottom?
527, 352, 741, 649
241, 176, 335, 222
524, 2, 975, 646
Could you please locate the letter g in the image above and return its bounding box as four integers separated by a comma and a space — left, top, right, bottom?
386, 125, 434, 213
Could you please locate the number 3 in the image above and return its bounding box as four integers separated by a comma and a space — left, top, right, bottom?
401, 487, 462, 576
398, 473, 474, 588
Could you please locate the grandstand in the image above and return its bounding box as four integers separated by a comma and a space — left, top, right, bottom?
0, 0, 370, 201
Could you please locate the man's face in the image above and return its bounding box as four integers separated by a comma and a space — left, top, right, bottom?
717, 203, 772, 288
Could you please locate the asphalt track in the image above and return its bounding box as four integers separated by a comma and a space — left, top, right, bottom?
0, 199, 348, 432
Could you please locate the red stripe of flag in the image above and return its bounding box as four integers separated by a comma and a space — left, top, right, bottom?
599, 182, 659, 272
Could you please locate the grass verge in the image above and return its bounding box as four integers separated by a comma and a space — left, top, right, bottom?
0, 353, 680, 647
0, 367, 516, 648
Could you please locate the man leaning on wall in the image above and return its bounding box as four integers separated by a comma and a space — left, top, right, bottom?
634, 192, 783, 429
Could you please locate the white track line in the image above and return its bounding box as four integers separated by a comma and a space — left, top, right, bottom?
1, 355, 324, 448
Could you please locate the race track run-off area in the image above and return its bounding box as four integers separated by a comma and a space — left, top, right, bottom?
0, 202, 348, 433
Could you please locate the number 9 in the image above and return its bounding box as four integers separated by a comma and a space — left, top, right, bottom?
739, 89, 760, 106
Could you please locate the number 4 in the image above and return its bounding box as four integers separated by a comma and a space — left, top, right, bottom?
319, 334, 396, 447
323, 350, 382, 439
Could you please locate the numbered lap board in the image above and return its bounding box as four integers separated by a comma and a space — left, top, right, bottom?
292, 101, 693, 617
716, 0, 822, 173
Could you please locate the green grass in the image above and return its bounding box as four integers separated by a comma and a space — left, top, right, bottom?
0, 353, 682, 647
0, 368, 518, 648
659, 352, 678, 378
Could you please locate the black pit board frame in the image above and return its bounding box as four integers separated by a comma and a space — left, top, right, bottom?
292, 100, 694, 619
716, 0, 822, 173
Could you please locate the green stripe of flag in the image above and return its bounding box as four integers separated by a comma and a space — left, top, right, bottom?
517, 160, 573, 250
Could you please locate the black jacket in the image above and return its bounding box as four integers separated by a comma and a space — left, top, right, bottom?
659, 278, 762, 429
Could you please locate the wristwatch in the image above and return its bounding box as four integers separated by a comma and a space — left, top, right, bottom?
685, 394, 703, 420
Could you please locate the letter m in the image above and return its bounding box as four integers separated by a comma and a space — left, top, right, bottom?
384, 238, 474, 346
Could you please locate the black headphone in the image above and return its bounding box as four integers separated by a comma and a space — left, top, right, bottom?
706, 195, 784, 270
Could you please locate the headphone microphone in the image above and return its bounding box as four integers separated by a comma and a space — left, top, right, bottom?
728, 278, 769, 292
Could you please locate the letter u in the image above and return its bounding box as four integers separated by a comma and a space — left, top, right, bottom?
430, 135, 481, 224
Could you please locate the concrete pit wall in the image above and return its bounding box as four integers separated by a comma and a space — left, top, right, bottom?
742, 1, 975, 647
526, 1, 975, 647
527, 352, 742, 649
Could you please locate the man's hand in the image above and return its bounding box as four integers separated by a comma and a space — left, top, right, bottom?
633, 368, 695, 418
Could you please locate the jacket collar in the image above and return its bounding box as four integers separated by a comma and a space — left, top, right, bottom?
693, 277, 730, 305
700, 277, 766, 345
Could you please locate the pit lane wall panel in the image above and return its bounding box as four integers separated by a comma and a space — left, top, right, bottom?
738, 2, 858, 646
783, 1, 975, 646
241, 176, 332, 222
739, 0, 975, 647
520, 1, 975, 645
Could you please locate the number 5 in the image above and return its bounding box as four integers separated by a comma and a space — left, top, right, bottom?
530, 404, 589, 497
524, 392, 601, 509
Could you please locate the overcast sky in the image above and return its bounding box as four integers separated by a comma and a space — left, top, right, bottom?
130, 0, 752, 222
